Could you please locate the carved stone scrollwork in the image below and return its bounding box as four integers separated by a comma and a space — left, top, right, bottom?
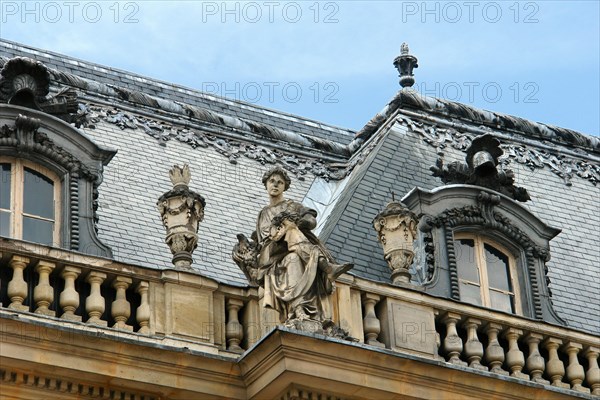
431, 134, 531, 202
73, 103, 383, 182
157, 164, 205, 269
0, 57, 78, 116
0, 57, 50, 108
373, 201, 418, 285
416, 124, 600, 187
424, 192, 555, 319
0, 115, 98, 180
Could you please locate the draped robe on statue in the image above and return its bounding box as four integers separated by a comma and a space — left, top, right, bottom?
255, 199, 333, 323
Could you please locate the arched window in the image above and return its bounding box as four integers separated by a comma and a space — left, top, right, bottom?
0, 157, 61, 246
454, 233, 521, 314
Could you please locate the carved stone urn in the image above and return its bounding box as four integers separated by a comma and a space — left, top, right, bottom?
373, 201, 418, 284
157, 164, 205, 269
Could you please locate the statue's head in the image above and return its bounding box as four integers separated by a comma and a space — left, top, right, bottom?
262, 166, 291, 191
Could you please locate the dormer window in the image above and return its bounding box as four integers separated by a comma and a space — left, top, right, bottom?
454, 233, 520, 314
0, 157, 61, 246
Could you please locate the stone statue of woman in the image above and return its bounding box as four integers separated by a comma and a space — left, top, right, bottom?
233, 166, 352, 331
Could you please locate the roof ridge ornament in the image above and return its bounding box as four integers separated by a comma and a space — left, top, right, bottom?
0, 56, 78, 116
0, 56, 50, 109
393, 43, 419, 88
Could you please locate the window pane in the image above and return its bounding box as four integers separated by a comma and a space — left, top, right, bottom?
490, 290, 514, 313
23, 216, 54, 246
0, 163, 10, 209
455, 239, 479, 283
485, 243, 511, 291
0, 210, 10, 236
24, 167, 54, 219
459, 281, 482, 306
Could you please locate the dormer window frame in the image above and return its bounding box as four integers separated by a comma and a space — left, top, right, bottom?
402, 185, 565, 326
453, 231, 522, 315
1, 156, 62, 246
0, 104, 116, 257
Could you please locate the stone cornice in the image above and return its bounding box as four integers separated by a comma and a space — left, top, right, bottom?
0, 311, 246, 399
239, 328, 585, 399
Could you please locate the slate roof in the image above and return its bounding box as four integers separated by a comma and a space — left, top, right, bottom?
1, 40, 598, 334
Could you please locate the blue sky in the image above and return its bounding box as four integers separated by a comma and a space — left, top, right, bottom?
1, 1, 598, 135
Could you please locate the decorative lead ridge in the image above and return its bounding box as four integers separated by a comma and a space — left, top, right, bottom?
0, 56, 352, 157
354, 86, 599, 153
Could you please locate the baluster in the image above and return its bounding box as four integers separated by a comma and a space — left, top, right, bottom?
525, 332, 549, 384
112, 276, 133, 331
543, 337, 569, 388
565, 341, 589, 393
136, 281, 150, 334
503, 328, 528, 380
85, 271, 107, 326
484, 322, 508, 375
584, 346, 600, 395
226, 298, 244, 353
60, 266, 81, 321
362, 293, 384, 348
7, 255, 30, 311
442, 312, 467, 366
33, 261, 56, 316
434, 310, 442, 359
463, 318, 486, 370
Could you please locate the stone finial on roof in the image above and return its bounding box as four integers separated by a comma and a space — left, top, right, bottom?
157, 164, 206, 269
393, 43, 419, 88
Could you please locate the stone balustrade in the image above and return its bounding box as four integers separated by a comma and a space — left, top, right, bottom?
1, 242, 598, 398
1, 253, 150, 333
433, 309, 599, 395
349, 277, 599, 397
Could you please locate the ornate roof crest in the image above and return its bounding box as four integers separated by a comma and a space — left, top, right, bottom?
0, 56, 77, 116
430, 134, 531, 202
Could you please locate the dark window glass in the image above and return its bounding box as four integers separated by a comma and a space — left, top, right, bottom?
485, 243, 511, 291
0, 163, 10, 209
0, 210, 10, 236
22, 217, 54, 246
459, 281, 482, 306
455, 239, 479, 283
23, 167, 54, 219
490, 290, 514, 313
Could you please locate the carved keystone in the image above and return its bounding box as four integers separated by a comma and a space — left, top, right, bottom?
157, 164, 206, 269
373, 201, 418, 285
